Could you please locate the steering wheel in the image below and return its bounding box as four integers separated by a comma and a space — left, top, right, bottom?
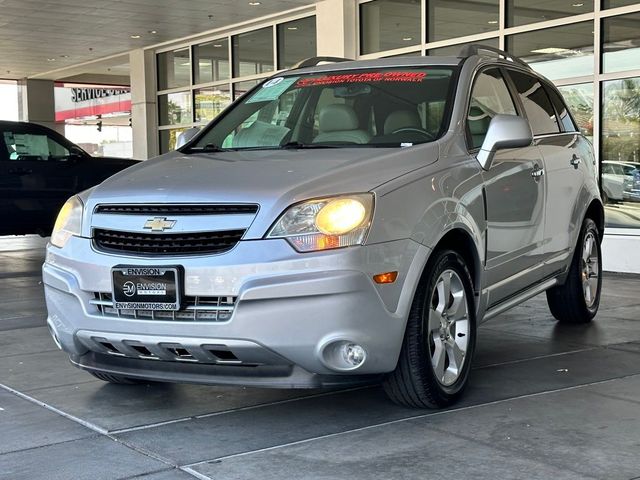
391, 127, 436, 141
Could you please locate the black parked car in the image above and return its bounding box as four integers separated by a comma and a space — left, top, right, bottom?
0, 121, 138, 236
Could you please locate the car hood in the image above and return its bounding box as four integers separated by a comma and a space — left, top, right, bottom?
86, 144, 439, 237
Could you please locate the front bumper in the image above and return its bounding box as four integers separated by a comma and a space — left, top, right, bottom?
43, 237, 428, 388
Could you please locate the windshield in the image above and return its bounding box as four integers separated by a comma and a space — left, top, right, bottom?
188, 67, 456, 152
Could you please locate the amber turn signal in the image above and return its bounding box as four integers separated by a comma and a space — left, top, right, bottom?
373, 271, 398, 284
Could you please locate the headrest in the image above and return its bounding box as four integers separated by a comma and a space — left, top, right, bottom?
468, 106, 491, 135
384, 110, 421, 134
318, 104, 359, 132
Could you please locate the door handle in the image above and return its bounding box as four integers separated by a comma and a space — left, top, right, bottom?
8, 167, 33, 175
570, 155, 581, 169
531, 165, 545, 179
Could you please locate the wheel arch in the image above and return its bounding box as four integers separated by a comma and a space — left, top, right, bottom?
584, 198, 605, 242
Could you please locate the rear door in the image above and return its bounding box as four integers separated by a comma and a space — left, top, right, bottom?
468, 68, 546, 305
0, 124, 80, 234
541, 81, 591, 275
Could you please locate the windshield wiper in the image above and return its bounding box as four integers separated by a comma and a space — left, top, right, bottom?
185, 143, 226, 153
279, 141, 344, 149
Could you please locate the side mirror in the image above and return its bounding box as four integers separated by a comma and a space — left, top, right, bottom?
68, 146, 86, 162
476, 115, 533, 170
176, 127, 201, 148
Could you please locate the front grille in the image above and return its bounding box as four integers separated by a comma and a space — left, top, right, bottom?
95, 204, 259, 215
93, 228, 244, 255
91, 292, 236, 322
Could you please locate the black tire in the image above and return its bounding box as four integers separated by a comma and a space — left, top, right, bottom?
88, 371, 141, 384
546, 217, 602, 324
383, 250, 476, 409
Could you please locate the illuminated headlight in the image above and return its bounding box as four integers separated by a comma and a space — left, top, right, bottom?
267, 193, 374, 252
51, 196, 84, 248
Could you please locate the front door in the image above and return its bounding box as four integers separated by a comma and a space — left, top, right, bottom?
467, 67, 546, 306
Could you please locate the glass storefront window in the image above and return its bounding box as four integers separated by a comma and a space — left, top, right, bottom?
602, 0, 638, 7
193, 39, 230, 85
158, 91, 192, 126
428, 0, 499, 43
360, 0, 421, 55
428, 37, 499, 56
233, 80, 259, 100
232, 28, 274, 78
278, 17, 317, 69
507, 22, 594, 80
157, 48, 190, 90
159, 127, 187, 154
194, 85, 231, 122
507, 0, 593, 27
557, 83, 594, 141
602, 12, 640, 74
602, 77, 640, 228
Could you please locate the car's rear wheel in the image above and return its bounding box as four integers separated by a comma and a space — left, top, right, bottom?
88, 371, 143, 384
546, 217, 602, 323
383, 250, 476, 409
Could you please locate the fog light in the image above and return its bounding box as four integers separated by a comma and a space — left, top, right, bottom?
320, 340, 368, 371
342, 343, 366, 367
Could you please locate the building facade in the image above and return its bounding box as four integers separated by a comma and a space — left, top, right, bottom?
88, 0, 640, 273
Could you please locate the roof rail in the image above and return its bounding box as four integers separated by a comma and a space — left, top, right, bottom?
291, 56, 353, 69
458, 44, 530, 69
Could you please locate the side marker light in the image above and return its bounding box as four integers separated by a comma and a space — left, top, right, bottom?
373, 271, 398, 284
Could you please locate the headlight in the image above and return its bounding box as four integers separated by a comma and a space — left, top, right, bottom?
51, 196, 84, 248
267, 193, 374, 252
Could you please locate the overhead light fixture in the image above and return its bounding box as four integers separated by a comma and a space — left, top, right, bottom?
530, 47, 574, 54
149, 30, 157, 34
130, 34, 141, 39
213, 44, 223, 47
572, 2, 584, 6
249, 1, 261, 5
46, 58, 56, 61
487, 20, 498, 24
287, 26, 298, 30
403, 36, 413, 41
60, 55, 69, 58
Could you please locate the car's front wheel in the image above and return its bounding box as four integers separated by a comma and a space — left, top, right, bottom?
383, 250, 476, 408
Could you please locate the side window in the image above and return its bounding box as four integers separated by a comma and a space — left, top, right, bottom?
508, 70, 561, 136
2, 131, 70, 161
545, 85, 579, 133
467, 69, 517, 149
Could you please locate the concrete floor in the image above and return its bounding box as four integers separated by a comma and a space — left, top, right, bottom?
1, 236, 640, 480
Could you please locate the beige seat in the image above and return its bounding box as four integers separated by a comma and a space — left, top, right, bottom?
313, 104, 371, 144
384, 109, 422, 134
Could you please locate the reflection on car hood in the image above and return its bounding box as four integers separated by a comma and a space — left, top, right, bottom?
87, 145, 439, 237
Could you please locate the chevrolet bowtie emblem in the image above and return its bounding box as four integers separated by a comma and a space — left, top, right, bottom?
143, 217, 176, 232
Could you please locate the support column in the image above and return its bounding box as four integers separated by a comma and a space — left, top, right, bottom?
129, 48, 158, 160
315, 0, 358, 59
17, 79, 64, 135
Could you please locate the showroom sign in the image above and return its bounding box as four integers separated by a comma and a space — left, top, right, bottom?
54, 83, 131, 121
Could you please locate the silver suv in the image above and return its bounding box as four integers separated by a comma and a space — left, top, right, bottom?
44, 46, 603, 408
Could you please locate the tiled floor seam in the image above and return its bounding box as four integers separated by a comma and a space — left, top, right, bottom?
181, 373, 640, 470
109, 385, 372, 435
179, 467, 214, 480
0, 381, 109, 435
481, 327, 605, 348
473, 346, 598, 369
0, 348, 60, 360
0, 381, 182, 473
0, 434, 100, 457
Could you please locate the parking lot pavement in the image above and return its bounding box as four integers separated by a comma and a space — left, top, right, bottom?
1, 236, 640, 480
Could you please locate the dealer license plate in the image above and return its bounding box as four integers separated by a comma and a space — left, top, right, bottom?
112, 266, 181, 310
